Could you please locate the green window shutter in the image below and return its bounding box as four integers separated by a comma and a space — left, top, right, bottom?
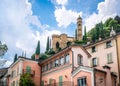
59, 76, 63, 86
90, 59, 93, 67
26, 66, 31, 74
41, 81, 44, 86
96, 58, 99, 66
49, 78, 52, 84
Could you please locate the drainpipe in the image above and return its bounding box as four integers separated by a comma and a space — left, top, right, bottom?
115, 37, 120, 85
103, 65, 112, 86
72, 50, 74, 72
38, 63, 42, 86
71, 50, 74, 86
94, 69, 96, 86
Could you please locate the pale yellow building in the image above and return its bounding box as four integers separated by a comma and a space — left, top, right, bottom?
52, 16, 83, 52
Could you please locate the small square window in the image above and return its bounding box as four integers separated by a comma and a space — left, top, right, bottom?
54, 59, 59, 67
60, 57, 64, 65
78, 77, 86, 86
77, 55, 83, 65
106, 41, 112, 48
92, 58, 98, 67
50, 62, 52, 69
107, 53, 113, 64
92, 46, 96, 53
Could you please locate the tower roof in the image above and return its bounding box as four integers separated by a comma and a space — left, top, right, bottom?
77, 15, 82, 20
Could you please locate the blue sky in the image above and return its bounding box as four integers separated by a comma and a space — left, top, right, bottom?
0, 0, 120, 67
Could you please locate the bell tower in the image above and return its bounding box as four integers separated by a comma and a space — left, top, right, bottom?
77, 15, 82, 41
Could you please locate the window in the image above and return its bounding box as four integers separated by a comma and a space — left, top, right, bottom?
42, 66, 44, 72
11, 70, 16, 78
13, 81, 15, 86
11, 71, 13, 78
17, 67, 19, 75
49, 78, 52, 84
92, 58, 98, 67
46, 64, 48, 71
78, 77, 86, 86
50, 62, 52, 69
107, 53, 113, 64
77, 55, 83, 65
54, 59, 59, 67
16, 81, 18, 86
59, 76, 63, 86
65, 54, 70, 63
60, 57, 64, 65
26, 66, 31, 74
92, 46, 96, 53
41, 81, 44, 86
106, 41, 112, 48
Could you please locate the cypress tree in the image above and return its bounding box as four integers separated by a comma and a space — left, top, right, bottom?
49, 38, 51, 49
75, 29, 77, 40
91, 29, 96, 42
46, 37, 49, 52
14, 53, 17, 62
35, 41, 40, 55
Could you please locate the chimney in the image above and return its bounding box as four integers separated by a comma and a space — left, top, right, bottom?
103, 65, 112, 86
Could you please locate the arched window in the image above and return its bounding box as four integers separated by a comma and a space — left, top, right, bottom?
77, 54, 83, 65
67, 41, 72, 46
56, 42, 59, 49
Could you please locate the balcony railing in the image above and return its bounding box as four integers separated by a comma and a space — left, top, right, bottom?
22, 69, 35, 76
0, 81, 7, 86
44, 81, 74, 86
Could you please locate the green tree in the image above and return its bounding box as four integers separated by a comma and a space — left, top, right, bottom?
75, 29, 77, 40
104, 18, 113, 27
31, 53, 35, 60
115, 15, 120, 24
96, 24, 101, 40
19, 74, 35, 86
99, 22, 105, 39
0, 41, 8, 66
46, 37, 50, 52
91, 29, 96, 42
109, 19, 118, 29
35, 41, 40, 55
14, 53, 18, 62
49, 38, 51, 49
0, 41, 8, 57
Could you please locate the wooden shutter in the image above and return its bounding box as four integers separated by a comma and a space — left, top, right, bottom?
26, 66, 31, 74
41, 81, 44, 86
96, 58, 99, 66
59, 76, 63, 86
90, 59, 93, 67
49, 78, 52, 84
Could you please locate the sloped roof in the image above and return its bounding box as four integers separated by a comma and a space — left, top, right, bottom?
39, 44, 91, 64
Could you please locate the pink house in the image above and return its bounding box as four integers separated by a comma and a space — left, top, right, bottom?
7, 56, 41, 86
39, 45, 117, 86
85, 36, 119, 85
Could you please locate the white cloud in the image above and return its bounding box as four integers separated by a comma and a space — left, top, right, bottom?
56, 0, 68, 5
0, 0, 61, 67
54, 6, 82, 28
4, 60, 13, 68
84, 0, 120, 32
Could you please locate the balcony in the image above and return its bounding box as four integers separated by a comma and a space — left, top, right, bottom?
45, 81, 74, 86
22, 69, 35, 76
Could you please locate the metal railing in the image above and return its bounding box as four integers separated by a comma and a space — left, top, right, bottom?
45, 81, 74, 86
22, 69, 35, 76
